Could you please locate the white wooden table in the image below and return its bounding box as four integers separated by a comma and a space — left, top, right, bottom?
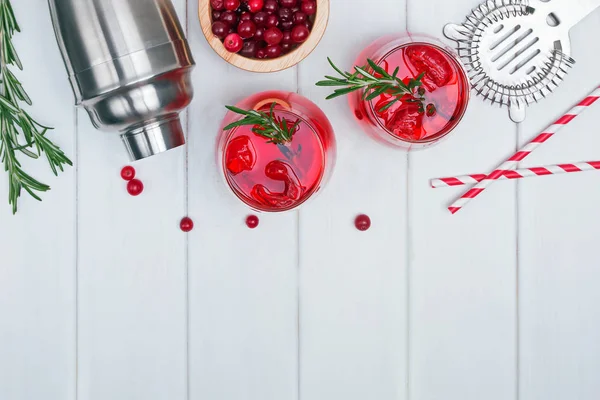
2, 0, 600, 399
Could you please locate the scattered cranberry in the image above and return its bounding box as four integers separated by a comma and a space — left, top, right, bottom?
180, 217, 194, 233
247, 0, 264, 12
211, 0, 225, 10
224, 33, 244, 52
237, 20, 257, 38
246, 215, 260, 229
224, 0, 240, 10
212, 21, 230, 39
291, 24, 309, 43
120, 166, 136, 181
355, 214, 371, 231
301, 0, 316, 15
127, 179, 144, 196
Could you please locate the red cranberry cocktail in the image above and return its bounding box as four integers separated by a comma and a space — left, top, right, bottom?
349, 35, 470, 149
219, 91, 336, 212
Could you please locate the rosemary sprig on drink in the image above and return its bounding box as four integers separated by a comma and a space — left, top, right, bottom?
224, 102, 301, 145
0, 0, 72, 214
316, 57, 426, 112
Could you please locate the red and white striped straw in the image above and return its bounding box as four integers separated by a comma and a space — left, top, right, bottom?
448, 86, 600, 214
432, 161, 600, 188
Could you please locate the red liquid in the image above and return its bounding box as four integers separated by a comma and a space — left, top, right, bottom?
220, 91, 335, 212
350, 37, 469, 149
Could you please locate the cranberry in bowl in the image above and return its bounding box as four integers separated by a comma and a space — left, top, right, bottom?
200, 0, 329, 72
218, 91, 336, 212
318, 34, 470, 150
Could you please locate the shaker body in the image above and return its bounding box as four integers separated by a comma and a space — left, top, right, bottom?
48, 0, 195, 160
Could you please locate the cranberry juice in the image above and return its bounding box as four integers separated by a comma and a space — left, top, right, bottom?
219, 91, 335, 212
350, 36, 470, 149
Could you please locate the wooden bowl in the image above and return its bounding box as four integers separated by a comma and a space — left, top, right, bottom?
199, 0, 329, 73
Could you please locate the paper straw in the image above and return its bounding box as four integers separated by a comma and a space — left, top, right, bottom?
448, 86, 600, 214
432, 161, 600, 188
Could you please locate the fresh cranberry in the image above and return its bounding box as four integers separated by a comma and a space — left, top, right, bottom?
180, 217, 194, 233
220, 10, 238, 25
246, 215, 259, 229
301, 1, 316, 15
263, 0, 278, 13
256, 48, 268, 59
291, 24, 309, 43
240, 12, 252, 21
239, 40, 259, 58
253, 11, 268, 25
254, 27, 265, 41
127, 179, 144, 196
224, 0, 240, 11
211, 0, 225, 10
281, 42, 293, 53
237, 20, 257, 38
212, 10, 222, 20
120, 166, 135, 181
264, 27, 283, 45
212, 21, 230, 39
278, 7, 293, 22
280, 20, 293, 31
266, 44, 282, 58
265, 14, 279, 27
223, 33, 244, 52
280, 0, 297, 7
293, 11, 307, 24
355, 214, 371, 231
247, 0, 264, 12
282, 31, 292, 44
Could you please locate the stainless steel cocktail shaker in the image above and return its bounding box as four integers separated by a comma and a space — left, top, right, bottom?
48, 0, 195, 160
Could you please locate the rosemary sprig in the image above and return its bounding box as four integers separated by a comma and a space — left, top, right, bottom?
316, 57, 426, 112
223, 102, 300, 145
0, 0, 72, 214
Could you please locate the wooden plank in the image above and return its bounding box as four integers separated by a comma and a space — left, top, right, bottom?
518, 14, 600, 400
76, 1, 189, 399
0, 1, 76, 399
297, 2, 408, 399
407, 1, 517, 399
186, 2, 299, 400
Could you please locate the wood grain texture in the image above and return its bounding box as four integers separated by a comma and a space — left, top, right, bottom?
0, 1, 76, 399
297, 1, 408, 399
407, 1, 517, 399
198, 0, 329, 72
188, 0, 298, 399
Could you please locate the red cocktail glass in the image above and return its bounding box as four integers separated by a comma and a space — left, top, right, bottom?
218, 91, 336, 212
349, 34, 470, 150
